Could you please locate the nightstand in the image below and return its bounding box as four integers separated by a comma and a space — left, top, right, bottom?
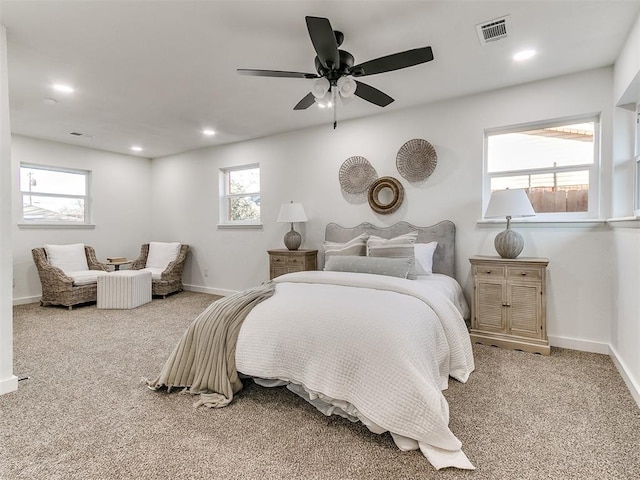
469, 256, 550, 355
268, 249, 318, 280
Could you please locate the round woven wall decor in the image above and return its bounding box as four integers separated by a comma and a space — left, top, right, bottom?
368, 176, 404, 214
339, 156, 378, 194
396, 138, 437, 182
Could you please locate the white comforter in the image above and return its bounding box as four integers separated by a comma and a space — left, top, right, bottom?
235, 271, 475, 470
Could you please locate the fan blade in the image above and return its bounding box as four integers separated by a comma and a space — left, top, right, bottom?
354, 81, 394, 107
351, 46, 434, 77
293, 92, 316, 110
237, 69, 318, 79
305, 16, 340, 70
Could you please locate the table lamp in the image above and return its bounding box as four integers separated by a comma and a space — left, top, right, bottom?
484, 188, 536, 259
277, 201, 308, 250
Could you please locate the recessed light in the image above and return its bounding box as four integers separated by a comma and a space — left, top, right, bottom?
52, 84, 74, 93
513, 49, 536, 61
131, 146, 143, 152
202, 129, 216, 136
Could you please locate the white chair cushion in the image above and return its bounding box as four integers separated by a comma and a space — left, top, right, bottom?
140, 267, 164, 281
146, 242, 181, 270
69, 270, 110, 286
45, 243, 89, 273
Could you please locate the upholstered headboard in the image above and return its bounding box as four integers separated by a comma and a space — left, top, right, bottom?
324, 220, 456, 278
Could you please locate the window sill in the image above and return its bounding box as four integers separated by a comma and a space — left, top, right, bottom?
606, 216, 640, 228
217, 223, 263, 230
18, 223, 96, 230
477, 219, 607, 229
478, 217, 640, 229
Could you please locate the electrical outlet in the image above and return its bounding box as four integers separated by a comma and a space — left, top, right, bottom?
204, 268, 209, 277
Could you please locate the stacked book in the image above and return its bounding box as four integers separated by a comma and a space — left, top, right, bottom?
107, 257, 128, 263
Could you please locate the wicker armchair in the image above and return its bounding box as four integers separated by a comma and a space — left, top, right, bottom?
131, 243, 189, 298
32, 246, 109, 310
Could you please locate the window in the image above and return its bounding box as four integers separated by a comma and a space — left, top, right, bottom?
20, 164, 90, 224
219, 164, 261, 225
485, 116, 599, 219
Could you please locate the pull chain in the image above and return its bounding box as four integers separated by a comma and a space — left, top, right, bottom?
333, 89, 337, 129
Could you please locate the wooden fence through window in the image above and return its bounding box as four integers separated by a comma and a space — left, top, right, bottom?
527, 187, 588, 213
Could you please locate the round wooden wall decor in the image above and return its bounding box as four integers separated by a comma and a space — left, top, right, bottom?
367, 176, 405, 214
339, 156, 377, 194
396, 138, 437, 182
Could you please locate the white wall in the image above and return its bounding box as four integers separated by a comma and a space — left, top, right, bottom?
610, 12, 640, 406
614, 13, 640, 107
610, 226, 640, 405
0, 25, 17, 395
11, 135, 153, 304
152, 67, 614, 351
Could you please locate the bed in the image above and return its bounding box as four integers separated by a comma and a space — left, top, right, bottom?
148, 221, 475, 470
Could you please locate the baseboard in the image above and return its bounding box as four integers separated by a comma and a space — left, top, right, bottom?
183, 284, 236, 297
608, 345, 640, 410
0, 375, 18, 395
13, 295, 40, 306
14, 288, 234, 305
548, 335, 610, 355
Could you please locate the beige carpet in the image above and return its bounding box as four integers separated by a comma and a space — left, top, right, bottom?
1, 291, 639, 479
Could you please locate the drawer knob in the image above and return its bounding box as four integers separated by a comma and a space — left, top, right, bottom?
485, 269, 492, 274
521, 272, 527, 276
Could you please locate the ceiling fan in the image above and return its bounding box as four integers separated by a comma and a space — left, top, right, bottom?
237, 16, 434, 126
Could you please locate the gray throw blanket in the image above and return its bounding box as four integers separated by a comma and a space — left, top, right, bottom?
146, 281, 276, 408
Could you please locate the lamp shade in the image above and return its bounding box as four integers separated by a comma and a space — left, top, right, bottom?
485, 189, 536, 219
277, 202, 308, 223
311, 77, 330, 99
337, 76, 357, 98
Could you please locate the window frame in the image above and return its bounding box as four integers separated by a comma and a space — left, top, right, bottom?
483, 114, 601, 221
218, 163, 262, 227
19, 163, 91, 226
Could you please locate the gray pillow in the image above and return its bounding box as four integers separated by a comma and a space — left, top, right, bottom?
366, 231, 418, 279
324, 255, 412, 279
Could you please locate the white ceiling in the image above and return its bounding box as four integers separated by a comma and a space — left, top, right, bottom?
1, 0, 639, 158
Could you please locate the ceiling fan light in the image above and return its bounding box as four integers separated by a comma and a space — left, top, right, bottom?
315, 90, 333, 108
311, 77, 330, 99
337, 77, 356, 98
338, 94, 355, 106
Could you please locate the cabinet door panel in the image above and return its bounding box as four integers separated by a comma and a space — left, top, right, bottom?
509, 283, 542, 338
475, 281, 505, 332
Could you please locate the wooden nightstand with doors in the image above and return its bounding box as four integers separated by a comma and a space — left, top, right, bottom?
469, 256, 550, 355
268, 249, 318, 280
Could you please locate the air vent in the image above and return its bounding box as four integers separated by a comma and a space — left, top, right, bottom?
69, 132, 94, 139
476, 15, 511, 45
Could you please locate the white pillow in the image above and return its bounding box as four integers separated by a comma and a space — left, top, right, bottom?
366, 231, 418, 280
415, 242, 438, 275
146, 242, 181, 269
45, 243, 89, 273
68, 270, 110, 286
